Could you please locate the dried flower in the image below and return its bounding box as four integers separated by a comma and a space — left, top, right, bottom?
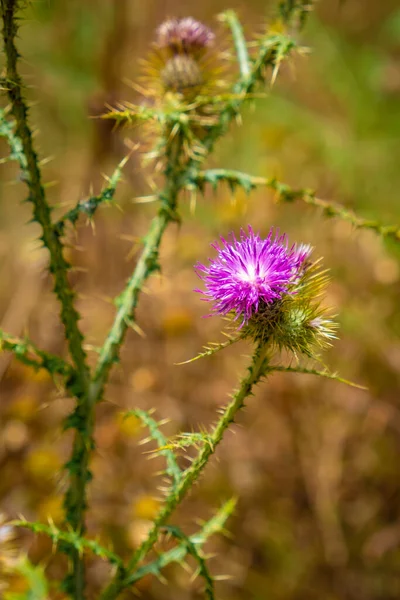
156, 17, 215, 54
195, 226, 336, 355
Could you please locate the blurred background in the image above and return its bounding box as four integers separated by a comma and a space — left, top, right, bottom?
1, 0, 400, 598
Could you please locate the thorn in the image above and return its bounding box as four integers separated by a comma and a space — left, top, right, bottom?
180, 561, 193, 575
133, 195, 158, 204
138, 436, 153, 446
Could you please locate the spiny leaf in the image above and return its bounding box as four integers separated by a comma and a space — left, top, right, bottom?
176, 335, 240, 365
268, 364, 367, 390
161, 525, 215, 600
191, 169, 400, 243
57, 155, 130, 230
125, 499, 236, 586
12, 520, 123, 567
0, 329, 73, 377
164, 432, 212, 452
125, 409, 181, 488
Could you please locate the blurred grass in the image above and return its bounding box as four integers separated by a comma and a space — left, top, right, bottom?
1, 1, 400, 599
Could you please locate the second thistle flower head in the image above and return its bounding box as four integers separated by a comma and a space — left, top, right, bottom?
146, 17, 220, 100
156, 17, 215, 55
195, 227, 336, 356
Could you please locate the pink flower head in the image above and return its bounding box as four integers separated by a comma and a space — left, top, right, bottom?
156, 17, 215, 53
195, 227, 312, 325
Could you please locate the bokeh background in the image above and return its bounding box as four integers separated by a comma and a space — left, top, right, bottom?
1, 0, 400, 598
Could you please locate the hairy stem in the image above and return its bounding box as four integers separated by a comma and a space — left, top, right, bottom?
100, 345, 269, 600
0, 330, 73, 377
89, 134, 184, 403
194, 169, 400, 243
1, 2, 92, 597
0, 0, 89, 390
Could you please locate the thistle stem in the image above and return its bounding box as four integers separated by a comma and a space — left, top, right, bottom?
100, 344, 269, 600
222, 10, 251, 79
0, 0, 89, 391
89, 135, 183, 404
1, 3, 92, 597
194, 169, 400, 243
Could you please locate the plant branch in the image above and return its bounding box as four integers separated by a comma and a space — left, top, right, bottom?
127, 409, 182, 488
125, 499, 236, 586
162, 525, 215, 599
193, 169, 400, 243
100, 346, 268, 600
0, 329, 73, 377
89, 135, 183, 404
268, 364, 366, 390
0, 0, 90, 390
221, 10, 250, 79
183, 31, 296, 178
13, 520, 123, 568
56, 156, 129, 232
1, 2, 93, 597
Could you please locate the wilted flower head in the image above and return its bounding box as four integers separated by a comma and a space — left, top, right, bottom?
156, 17, 215, 54
195, 226, 336, 355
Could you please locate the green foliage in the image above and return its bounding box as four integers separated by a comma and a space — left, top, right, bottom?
124, 499, 236, 586
268, 364, 367, 390
56, 156, 129, 232
125, 409, 182, 488
0, 330, 73, 377
13, 520, 123, 567
193, 169, 400, 242
162, 525, 216, 599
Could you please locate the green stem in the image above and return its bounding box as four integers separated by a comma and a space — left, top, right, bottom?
0, 0, 89, 390
89, 136, 183, 404
221, 10, 251, 79
183, 32, 296, 180
194, 169, 400, 243
125, 499, 235, 586
57, 156, 128, 231
100, 345, 269, 600
0, 330, 73, 377
1, 3, 92, 597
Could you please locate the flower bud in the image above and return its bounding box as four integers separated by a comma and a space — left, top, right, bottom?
161, 55, 203, 93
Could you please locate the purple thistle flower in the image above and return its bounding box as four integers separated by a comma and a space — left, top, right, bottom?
156, 17, 215, 53
195, 227, 311, 325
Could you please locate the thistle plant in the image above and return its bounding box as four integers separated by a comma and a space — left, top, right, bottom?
0, 1, 397, 599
